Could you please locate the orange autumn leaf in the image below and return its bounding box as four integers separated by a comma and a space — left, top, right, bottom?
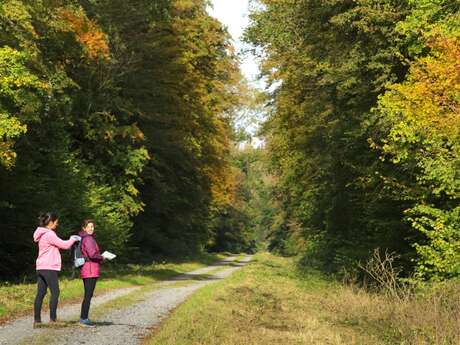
58, 8, 109, 60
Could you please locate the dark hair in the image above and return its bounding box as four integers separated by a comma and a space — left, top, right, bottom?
38, 212, 58, 227
81, 219, 95, 229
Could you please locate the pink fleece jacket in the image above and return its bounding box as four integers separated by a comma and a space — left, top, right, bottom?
33, 227, 76, 271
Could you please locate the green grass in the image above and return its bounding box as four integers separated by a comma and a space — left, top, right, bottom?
144, 252, 381, 345
0, 252, 227, 322
12, 256, 245, 345
90, 265, 231, 320
144, 253, 460, 345
8, 251, 459, 344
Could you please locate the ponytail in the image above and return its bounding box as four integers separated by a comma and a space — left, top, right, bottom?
37, 212, 58, 227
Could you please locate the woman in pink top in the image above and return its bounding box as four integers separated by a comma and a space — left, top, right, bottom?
33, 212, 80, 327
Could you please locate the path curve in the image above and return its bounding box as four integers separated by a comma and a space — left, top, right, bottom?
0, 255, 251, 345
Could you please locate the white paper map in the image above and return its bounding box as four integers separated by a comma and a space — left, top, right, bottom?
102, 251, 116, 260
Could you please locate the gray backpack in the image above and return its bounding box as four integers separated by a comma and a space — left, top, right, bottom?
72, 239, 85, 268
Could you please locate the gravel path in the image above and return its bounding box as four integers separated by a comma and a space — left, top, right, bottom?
0, 256, 251, 345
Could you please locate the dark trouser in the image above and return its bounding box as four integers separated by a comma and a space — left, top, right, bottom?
34, 270, 60, 322
80, 277, 97, 319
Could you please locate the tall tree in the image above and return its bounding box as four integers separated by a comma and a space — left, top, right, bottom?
245, 0, 413, 272
372, 1, 460, 280
0, 0, 243, 277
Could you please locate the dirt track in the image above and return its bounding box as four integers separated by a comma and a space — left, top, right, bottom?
0, 256, 252, 345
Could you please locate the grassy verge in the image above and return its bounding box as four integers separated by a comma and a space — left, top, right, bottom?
89, 264, 235, 320
144, 253, 460, 345
319, 277, 460, 344
0, 252, 227, 323
14, 257, 244, 345
144, 252, 382, 345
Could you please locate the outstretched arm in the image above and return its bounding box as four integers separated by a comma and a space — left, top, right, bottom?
47, 232, 76, 249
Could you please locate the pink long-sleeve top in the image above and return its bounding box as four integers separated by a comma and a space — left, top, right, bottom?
33, 227, 76, 271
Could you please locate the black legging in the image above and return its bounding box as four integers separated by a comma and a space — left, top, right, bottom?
80, 277, 98, 319
34, 270, 60, 322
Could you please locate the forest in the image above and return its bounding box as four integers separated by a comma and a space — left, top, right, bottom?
245, 0, 460, 282
1, 0, 459, 285
0, 0, 259, 278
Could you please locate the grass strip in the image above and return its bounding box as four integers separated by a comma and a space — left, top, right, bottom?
90, 265, 231, 319
0, 252, 227, 322
144, 253, 381, 345
15, 260, 242, 345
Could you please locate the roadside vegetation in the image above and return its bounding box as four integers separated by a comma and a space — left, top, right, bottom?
0, 252, 225, 323
146, 253, 460, 345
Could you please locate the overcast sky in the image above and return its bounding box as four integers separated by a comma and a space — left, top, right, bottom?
207, 0, 260, 85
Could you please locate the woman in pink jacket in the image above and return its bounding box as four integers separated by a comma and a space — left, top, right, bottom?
78, 219, 104, 327
33, 212, 80, 327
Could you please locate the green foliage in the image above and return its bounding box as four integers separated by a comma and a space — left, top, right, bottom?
0, 46, 46, 168
209, 146, 277, 254
409, 205, 460, 280
374, 34, 460, 280
245, 0, 413, 273
397, 0, 460, 55
0, 0, 243, 277
246, 0, 460, 281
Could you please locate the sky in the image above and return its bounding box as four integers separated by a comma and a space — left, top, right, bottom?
207, 0, 260, 86
208, 0, 263, 147
208, 0, 265, 147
